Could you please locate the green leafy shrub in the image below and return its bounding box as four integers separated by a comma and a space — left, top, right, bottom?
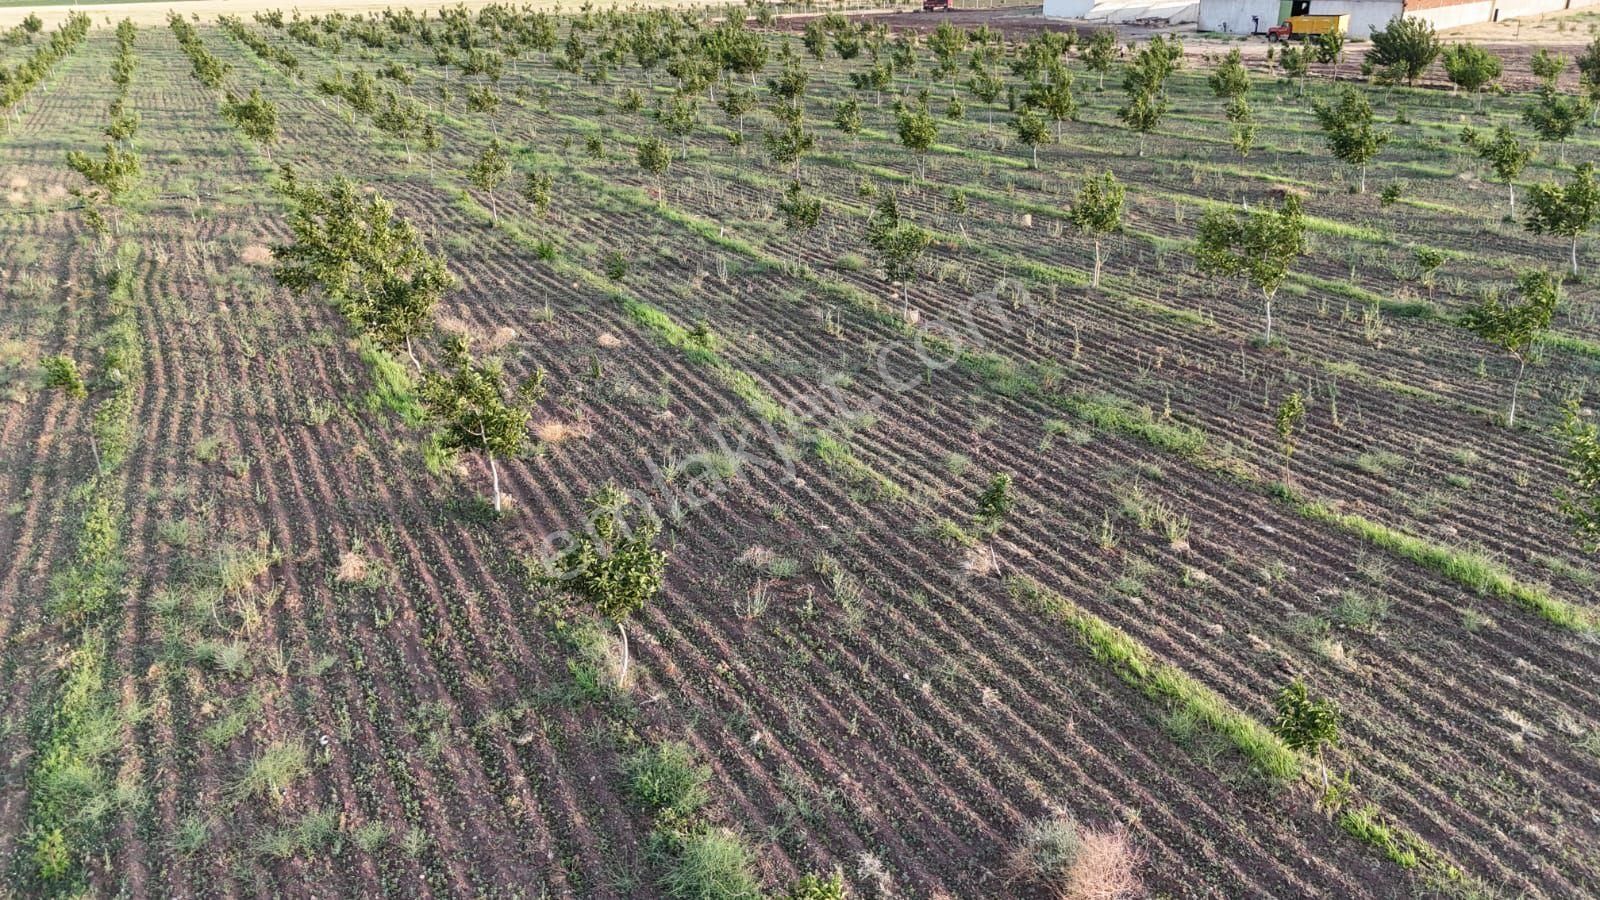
625, 741, 709, 816
41, 355, 86, 398
662, 828, 761, 900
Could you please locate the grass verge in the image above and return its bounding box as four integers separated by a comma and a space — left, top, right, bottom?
1007, 575, 1300, 783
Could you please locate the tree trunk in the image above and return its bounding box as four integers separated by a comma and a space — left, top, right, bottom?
1359, 165, 1366, 194
616, 619, 630, 686
1031, 144, 1037, 169
1092, 238, 1102, 288
405, 334, 421, 372
1263, 294, 1274, 343
490, 455, 502, 512
1508, 355, 1527, 428
1508, 181, 1516, 218
1572, 233, 1581, 275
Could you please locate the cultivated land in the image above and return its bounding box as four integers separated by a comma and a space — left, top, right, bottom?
1, 4, 1598, 898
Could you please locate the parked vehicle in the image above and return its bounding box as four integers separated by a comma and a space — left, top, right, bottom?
1267, 13, 1348, 41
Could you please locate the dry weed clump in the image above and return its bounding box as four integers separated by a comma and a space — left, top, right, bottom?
1066, 826, 1145, 900
1007, 810, 1144, 900
481, 325, 517, 352
962, 543, 999, 577
437, 310, 515, 351
535, 420, 593, 444
335, 550, 370, 584
737, 545, 778, 569
239, 244, 274, 267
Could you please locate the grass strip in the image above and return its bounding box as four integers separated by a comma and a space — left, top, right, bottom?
1277, 484, 1598, 632
1339, 804, 1481, 896
1010, 573, 1486, 894
1007, 574, 1300, 783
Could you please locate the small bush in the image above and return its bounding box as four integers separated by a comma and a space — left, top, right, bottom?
662, 827, 761, 900
41, 355, 86, 398
784, 870, 847, 899
624, 742, 709, 816
231, 741, 307, 805
32, 827, 71, 881
1006, 811, 1083, 884
1007, 810, 1144, 899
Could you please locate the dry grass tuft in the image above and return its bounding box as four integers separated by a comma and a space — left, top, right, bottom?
1007, 811, 1144, 900
962, 544, 999, 577
1064, 826, 1144, 900
240, 244, 274, 267
436, 315, 515, 352
536, 420, 593, 444
481, 325, 517, 352
336, 551, 369, 584
596, 332, 624, 349
737, 545, 778, 569
8, 175, 29, 190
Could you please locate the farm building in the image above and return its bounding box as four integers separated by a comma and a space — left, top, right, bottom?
1197, 0, 1600, 35
1041, 0, 1199, 23
1044, 0, 1600, 34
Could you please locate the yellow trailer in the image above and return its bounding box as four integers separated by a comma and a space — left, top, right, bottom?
1267, 13, 1349, 40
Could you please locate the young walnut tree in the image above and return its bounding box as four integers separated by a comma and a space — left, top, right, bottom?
865, 191, 932, 290
777, 180, 822, 234
1460, 270, 1558, 429
1273, 679, 1339, 790
1312, 30, 1346, 78
551, 483, 667, 685
895, 94, 938, 180
222, 87, 280, 152
1557, 400, 1600, 552
1525, 162, 1600, 275
522, 170, 553, 217
1277, 46, 1310, 96
1460, 124, 1534, 217
1312, 85, 1389, 194
833, 97, 863, 146
1082, 29, 1117, 90
468, 139, 511, 224
1011, 106, 1051, 169
421, 334, 546, 513
1193, 194, 1308, 343
1362, 16, 1440, 86
1523, 89, 1591, 165
1441, 43, 1501, 110
1068, 170, 1124, 289
1208, 48, 1249, 101
273, 171, 453, 371
976, 472, 1013, 533
1275, 390, 1306, 465
636, 134, 672, 197
1117, 74, 1170, 157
